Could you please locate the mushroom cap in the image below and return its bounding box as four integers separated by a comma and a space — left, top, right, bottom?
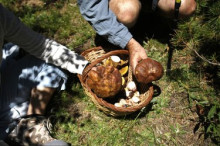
86, 66, 122, 98
135, 58, 164, 84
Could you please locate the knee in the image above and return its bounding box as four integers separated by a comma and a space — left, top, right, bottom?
118, 2, 141, 27
110, 0, 141, 28
157, 0, 197, 19
179, 0, 197, 18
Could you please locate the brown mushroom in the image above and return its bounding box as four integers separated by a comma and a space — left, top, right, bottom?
135, 58, 164, 84
86, 66, 122, 98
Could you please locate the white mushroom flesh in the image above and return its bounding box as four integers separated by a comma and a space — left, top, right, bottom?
134, 91, 140, 97
132, 96, 140, 103
125, 88, 134, 98
114, 103, 122, 107
126, 81, 137, 91
110, 56, 121, 63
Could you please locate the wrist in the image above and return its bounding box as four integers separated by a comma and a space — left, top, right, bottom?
126, 38, 139, 55
126, 38, 135, 50
126, 38, 141, 54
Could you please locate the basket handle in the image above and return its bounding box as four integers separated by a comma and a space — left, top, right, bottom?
82, 50, 129, 82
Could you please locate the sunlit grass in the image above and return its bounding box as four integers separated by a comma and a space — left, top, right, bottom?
1, 0, 219, 145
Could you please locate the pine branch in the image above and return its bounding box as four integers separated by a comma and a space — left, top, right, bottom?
192, 49, 220, 66
184, 41, 220, 66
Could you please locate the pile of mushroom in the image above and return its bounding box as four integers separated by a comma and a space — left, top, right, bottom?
86, 54, 164, 108
114, 81, 141, 108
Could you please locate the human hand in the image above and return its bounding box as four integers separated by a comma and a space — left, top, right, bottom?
126, 38, 148, 74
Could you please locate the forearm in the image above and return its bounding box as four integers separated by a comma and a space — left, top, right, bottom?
1, 5, 88, 74
41, 39, 89, 74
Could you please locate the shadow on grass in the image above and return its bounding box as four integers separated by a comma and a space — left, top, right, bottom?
114, 103, 154, 120
190, 40, 220, 94
131, 12, 176, 45
166, 68, 189, 82
46, 73, 84, 116
95, 12, 176, 47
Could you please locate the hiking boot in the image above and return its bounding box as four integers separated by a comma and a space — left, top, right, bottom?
6, 115, 69, 146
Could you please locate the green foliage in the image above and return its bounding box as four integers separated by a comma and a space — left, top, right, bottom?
0, 0, 95, 49
171, 0, 220, 143
200, 104, 220, 143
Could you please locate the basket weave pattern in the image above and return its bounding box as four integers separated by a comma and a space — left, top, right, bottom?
78, 47, 154, 117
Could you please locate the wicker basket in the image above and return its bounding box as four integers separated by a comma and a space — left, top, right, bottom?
78, 46, 154, 117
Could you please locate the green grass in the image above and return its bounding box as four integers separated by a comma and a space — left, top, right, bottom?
1, 0, 219, 145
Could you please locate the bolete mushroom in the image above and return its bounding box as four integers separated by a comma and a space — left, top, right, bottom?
86, 66, 122, 98
135, 58, 164, 84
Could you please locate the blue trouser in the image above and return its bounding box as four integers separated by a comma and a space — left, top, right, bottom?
0, 43, 67, 140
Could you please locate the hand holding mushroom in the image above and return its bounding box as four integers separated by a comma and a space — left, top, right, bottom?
126, 38, 148, 74
126, 39, 163, 84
